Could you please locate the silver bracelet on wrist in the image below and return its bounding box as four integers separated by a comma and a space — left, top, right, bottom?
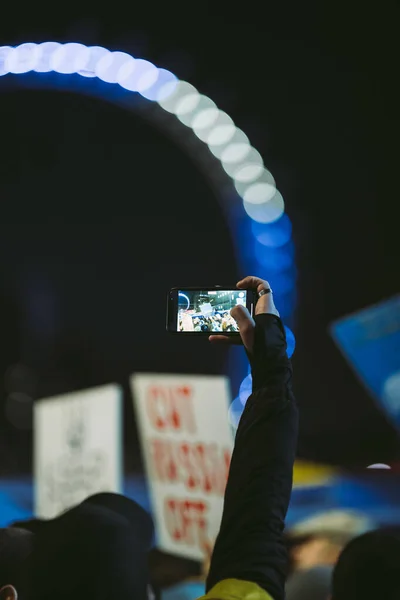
258, 288, 272, 299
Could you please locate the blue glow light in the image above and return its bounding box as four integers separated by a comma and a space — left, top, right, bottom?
272, 290, 297, 321
0, 46, 12, 76
118, 58, 159, 93
284, 326, 296, 358
251, 213, 292, 248
140, 68, 178, 101
50, 43, 90, 75
239, 374, 252, 405
266, 270, 297, 295
228, 396, 244, 429
254, 240, 295, 271
95, 51, 134, 83
34, 42, 61, 73
77, 46, 110, 78
6, 43, 40, 74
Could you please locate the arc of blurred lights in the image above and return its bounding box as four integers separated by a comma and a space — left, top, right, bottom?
0, 40, 293, 226
234, 163, 275, 197
51, 43, 91, 74
178, 292, 190, 310
0, 41, 297, 428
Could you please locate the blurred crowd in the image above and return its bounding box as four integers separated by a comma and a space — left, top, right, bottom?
2, 501, 399, 599
159, 509, 382, 599
1, 277, 399, 600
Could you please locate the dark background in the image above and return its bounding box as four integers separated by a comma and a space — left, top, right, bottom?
1, 4, 399, 475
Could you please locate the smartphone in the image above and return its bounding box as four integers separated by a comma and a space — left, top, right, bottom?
167, 287, 256, 335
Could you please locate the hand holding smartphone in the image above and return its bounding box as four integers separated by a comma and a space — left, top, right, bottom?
166, 287, 256, 336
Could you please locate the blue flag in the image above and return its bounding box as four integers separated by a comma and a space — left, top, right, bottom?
330, 295, 400, 429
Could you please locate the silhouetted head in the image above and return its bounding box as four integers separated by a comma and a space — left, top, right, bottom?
1, 493, 154, 600
332, 528, 400, 600
0, 528, 34, 600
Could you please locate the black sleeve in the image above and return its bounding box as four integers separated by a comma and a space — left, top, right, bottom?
206, 314, 298, 600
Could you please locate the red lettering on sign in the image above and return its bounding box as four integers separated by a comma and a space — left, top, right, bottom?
146, 386, 196, 433
151, 438, 178, 482
164, 497, 209, 547
149, 438, 231, 496
223, 448, 231, 475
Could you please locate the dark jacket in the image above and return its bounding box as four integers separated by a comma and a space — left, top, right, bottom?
203, 314, 299, 600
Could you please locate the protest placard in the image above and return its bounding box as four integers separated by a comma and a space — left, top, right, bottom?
34, 384, 122, 518
131, 374, 233, 560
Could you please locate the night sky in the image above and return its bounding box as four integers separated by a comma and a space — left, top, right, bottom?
0, 6, 399, 475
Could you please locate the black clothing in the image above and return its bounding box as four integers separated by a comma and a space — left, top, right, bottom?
207, 315, 298, 600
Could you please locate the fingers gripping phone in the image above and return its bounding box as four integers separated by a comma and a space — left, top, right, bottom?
166, 287, 256, 335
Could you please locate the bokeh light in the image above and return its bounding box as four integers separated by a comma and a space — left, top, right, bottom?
239, 374, 252, 405
228, 396, 244, 429
50, 43, 90, 75
0, 41, 297, 415
0, 46, 13, 76
177, 95, 216, 127
34, 42, 62, 73
285, 326, 296, 358
251, 213, 292, 248
267, 270, 297, 296
141, 69, 177, 101
233, 163, 264, 183
95, 51, 134, 83
243, 189, 285, 223
272, 290, 297, 321
220, 137, 251, 169
254, 240, 295, 271
159, 81, 199, 114
77, 45, 109, 78
5, 43, 41, 74
118, 59, 159, 92
235, 167, 275, 198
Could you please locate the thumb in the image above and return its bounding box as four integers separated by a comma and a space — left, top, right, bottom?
230, 305, 255, 352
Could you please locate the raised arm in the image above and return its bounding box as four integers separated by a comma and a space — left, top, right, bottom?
205, 276, 298, 600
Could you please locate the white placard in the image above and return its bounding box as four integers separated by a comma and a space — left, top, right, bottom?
34, 384, 122, 519
131, 374, 233, 560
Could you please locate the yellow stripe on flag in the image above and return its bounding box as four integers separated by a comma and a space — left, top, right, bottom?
293, 460, 337, 487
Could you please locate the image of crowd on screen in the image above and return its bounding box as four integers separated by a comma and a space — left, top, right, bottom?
179, 311, 238, 333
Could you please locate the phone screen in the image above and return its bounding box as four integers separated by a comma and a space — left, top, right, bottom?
176, 289, 248, 333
